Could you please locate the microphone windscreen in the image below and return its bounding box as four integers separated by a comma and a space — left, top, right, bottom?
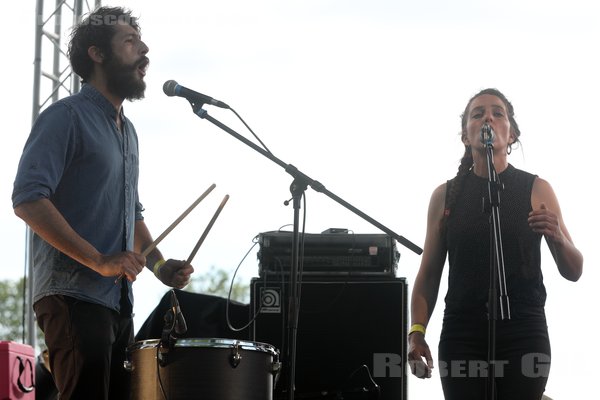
163, 80, 178, 96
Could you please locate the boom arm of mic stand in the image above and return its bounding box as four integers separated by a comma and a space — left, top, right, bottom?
192, 106, 423, 255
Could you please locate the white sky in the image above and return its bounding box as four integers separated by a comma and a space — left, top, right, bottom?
2, 1, 599, 398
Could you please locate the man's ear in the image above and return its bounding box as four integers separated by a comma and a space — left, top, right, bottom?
87, 46, 104, 64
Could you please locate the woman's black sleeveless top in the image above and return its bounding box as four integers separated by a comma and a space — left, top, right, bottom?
444, 164, 545, 320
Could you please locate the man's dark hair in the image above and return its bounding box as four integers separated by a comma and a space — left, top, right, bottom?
68, 6, 140, 82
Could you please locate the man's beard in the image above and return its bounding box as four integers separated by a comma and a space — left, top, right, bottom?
103, 53, 148, 101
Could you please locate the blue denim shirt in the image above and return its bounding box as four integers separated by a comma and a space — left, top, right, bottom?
12, 84, 143, 312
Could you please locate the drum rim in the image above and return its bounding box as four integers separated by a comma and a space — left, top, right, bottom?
128, 338, 278, 355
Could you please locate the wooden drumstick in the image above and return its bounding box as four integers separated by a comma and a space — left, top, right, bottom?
141, 183, 216, 257
114, 183, 216, 284
184, 194, 230, 265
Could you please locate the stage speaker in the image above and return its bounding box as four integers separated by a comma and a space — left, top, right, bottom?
251, 277, 407, 400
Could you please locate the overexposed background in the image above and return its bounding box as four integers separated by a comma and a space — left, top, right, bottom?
2, 1, 598, 398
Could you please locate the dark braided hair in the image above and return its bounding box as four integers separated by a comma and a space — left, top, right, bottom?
443, 88, 521, 229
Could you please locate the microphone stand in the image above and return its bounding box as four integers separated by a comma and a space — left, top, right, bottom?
189, 102, 422, 400
482, 140, 510, 400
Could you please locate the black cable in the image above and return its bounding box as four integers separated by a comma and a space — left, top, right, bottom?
155, 344, 169, 400
225, 240, 261, 332
229, 107, 272, 155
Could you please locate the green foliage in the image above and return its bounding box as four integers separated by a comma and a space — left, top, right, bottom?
0, 277, 44, 346
0, 278, 25, 341
185, 265, 250, 304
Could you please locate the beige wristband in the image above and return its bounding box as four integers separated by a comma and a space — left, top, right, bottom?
153, 259, 166, 279
409, 323, 426, 336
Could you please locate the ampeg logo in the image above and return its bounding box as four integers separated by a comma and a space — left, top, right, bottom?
259, 288, 281, 313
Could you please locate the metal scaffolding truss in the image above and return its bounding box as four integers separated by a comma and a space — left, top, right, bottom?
32, 0, 102, 121
26, 0, 102, 347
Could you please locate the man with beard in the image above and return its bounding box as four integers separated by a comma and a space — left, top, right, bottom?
12, 7, 193, 399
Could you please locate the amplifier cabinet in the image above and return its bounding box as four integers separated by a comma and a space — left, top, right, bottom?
251, 277, 408, 400
257, 231, 400, 277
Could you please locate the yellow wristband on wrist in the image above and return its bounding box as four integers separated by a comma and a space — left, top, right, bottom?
153, 259, 166, 279
409, 323, 426, 336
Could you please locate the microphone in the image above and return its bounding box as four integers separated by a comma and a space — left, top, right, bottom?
480, 123, 495, 146
170, 290, 188, 336
163, 80, 229, 109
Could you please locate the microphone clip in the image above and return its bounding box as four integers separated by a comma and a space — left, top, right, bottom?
480, 123, 495, 148
158, 290, 188, 366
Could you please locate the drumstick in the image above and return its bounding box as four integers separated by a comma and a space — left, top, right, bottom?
141, 183, 216, 257
184, 194, 230, 265
114, 183, 216, 284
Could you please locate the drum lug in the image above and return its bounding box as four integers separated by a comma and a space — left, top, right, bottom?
229, 341, 242, 368
123, 360, 132, 372
271, 360, 282, 375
